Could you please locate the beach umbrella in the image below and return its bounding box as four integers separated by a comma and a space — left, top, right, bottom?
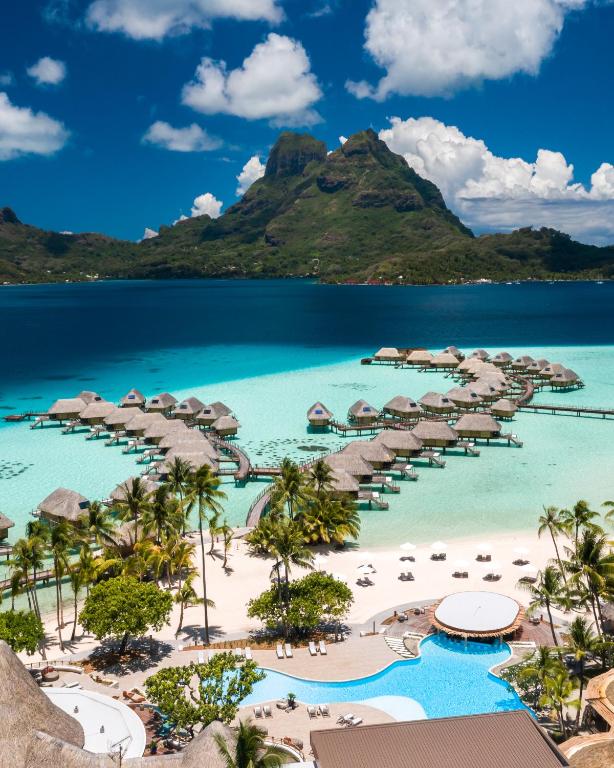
431, 541, 447, 552
476, 542, 492, 553
400, 542, 417, 551
313, 554, 328, 570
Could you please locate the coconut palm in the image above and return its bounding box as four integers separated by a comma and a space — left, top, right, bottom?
519, 565, 565, 647
518, 646, 560, 710
271, 458, 305, 521
79, 501, 118, 549
566, 616, 604, 732
220, 520, 233, 569
49, 520, 74, 650
186, 464, 226, 645
168, 538, 196, 591
142, 485, 183, 545
68, 566, 85, 642
9, 537, 45, 619
560, 500, 602, 549
308, 459, 334, 498
113, 477, 152, 543
565, 528, 614, 637
537, 506, 568, 582
174, 570, 207, 636
166, 456, 193, 532
540, 669, 579, 739
298, 493, 360, 546
214, 719, 284, 768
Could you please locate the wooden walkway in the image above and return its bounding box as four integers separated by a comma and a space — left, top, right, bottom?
209, 436, 251, 481
0, 568, 53, 592
517, 402, 614, 418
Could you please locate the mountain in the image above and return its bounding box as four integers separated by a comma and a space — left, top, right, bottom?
2, 129, 614, 285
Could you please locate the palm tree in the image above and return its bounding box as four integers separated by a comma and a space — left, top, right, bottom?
519, 565, 565, 647
168, 538, 196, 591
566, 616, 603, 733
220, 520, 233, 569
166, 456, 193, 533
208, 509, 221, 556
113, 477, 152, 543
79, 501, 118, 549
174, 570, 208, 637
298, 493, 360, 546
142, 485, 183, 545
537, 506, 568, 582
9, 537, 43, 619
49, 520, 74, 650
518, 646, 559, 710
566, 528, 614, 637
186, 464, 226, 645
272, 458, 305, 521
540, 669, 579, 739
560, 500, 602, 549
214, 719, 284, 768
308, 459, 334, 498
68, 566, 85, 642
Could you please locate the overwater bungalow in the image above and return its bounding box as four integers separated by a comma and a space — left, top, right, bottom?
374, 429, 423, 457
342, 440, 395, 469
469, 349, 490, 361
539, 362, 565, 379
36, 487, 90, 524
212, 415, 240, 437
443, 345, 463, 359
173, 396, 206, 420
411, 420, 458, 448
307, 402, 333, 428
79, 400, 117, 425
447, 387, 482, 409
109, 476, 158, 503
455, 413, 502, 440
157, 429, 207, 451
210, 401, 232, 416
329, 469, 360, 497
143, 418, 187, 443
119, 388, 145, 408
526, 358, 549, 376
382, 395, 422, 419
551, 368, 581, 389
474, 373, 509, 392
491, 398, 518, 419
161, 449, 219, 475
418, 391, 455, 415
0, 512, 14, 542
146, 392, 178, 415
373, 347, 404, 363
457, 358, 484, 375
325, 453, 374, 483
47, 397, 87, 422
406, 349, 433, 366
430, 352, 460, 369
467, 380, 499, 402
347, 399, 379, 425
103, 406, 141, 429
511, 355, 535, 371
125, 412, 166, 436
491, 352, 513, 367
76, 390, 103, 404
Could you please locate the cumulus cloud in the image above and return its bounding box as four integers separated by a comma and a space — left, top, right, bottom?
0, 92, 69, 160
379, 115, 614, 244
142, 120, 222, 152
348, 0, 590, 99
236, 154, 265, 195
27, 56, 67, 86
86, 0, 283, 40
141, 227, 158, 240
182, 33, 322, 126
191, 192, 223, 218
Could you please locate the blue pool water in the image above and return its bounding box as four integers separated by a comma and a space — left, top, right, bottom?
241, 635, 526, 719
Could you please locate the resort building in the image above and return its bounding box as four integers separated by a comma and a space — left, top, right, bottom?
145, 392, 178, 414
103, 406, 142, 429
342, 440, 395, 469
76, 390, 104, 404
373, 346, 404, 363
430, 351, 460, 369
374, 429, 423, 458
157, 430, 209, 451
406, 349, 433, 366
325, 453, 374, 483
526, 358, 550, 376
539, 362, 566, 379
0, 511, 15, 542
329, 469, 360, 497
512, 355, 535, 371
125, 412, 166, 436
212, 415, 240, 437
411, 420, 458, 448
551, 368, 581, 389
454, 413, 502, 440
160, 449, 219, 475
347, 400, 379, 425
309, 711, 569, 768
172, 396, 206, 420
196, 402, 234, 428
466, 380, 499, 402
456, 358, 484, 375
382, 395, 422, 419
47, 397, 87, 422
142, 418, 188, 443
491, 351, 513, 367
443, 345, 463, 359
79, 399, 117, 425
36, 487, 90, 524
430, 591, 524, 639
418, 392, 455, 415
446, 387, 482, 410
307, 402, 334, 428
491, 398, 518, 419
469, 348, 490, 361
119, 388, 146, 408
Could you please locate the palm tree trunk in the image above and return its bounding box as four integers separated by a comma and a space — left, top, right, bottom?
545, 601, 559, 647
575, 662, 585, 733
177, 601, 185, 636
549, 527, 568, 585
71, 588, 78, 641
198, 515, 210, 645
55, 563, 64, 651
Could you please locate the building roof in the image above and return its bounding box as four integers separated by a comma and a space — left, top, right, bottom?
374, 430, 423, 452
173, 396, 206, 415
143, 418, 187, 440
79, 400, 117, 420
418, 391, 454, 411
447, 387, 482, 406
347, 399, 378, 417
467, 380, 499, 397
411, 420, 458, 442
457, 358, 484, 373
540, 363, 565, 377
0, 511, 15, 531
513, 355, 535, 367
310, 711, 569, 768
406, 349, 432, 363
212, 415, 240, 431
103, 406, 141, 427
210, 401, 232, 416
120, 388, 145, 407
374, 347, 403, 360
492, 352, 513, 363
125, 412, 166, 432
162, 450, 218, 473
492, 398, 518, 415
38, 488, 90, 522
75, 391, 103, 404
48, 397, 88, 417
146, 392, 178, 409
330, 469, 360, 494
383, 395, 421, 415
430, 352, 460, 366
443, 345, 462, 357
307, 402, 333, 420
110, 477, 158, 502
342, 440, 395, 463
552, 368, 579, 384
325, 453, 374, 478
470, 348, 490, 360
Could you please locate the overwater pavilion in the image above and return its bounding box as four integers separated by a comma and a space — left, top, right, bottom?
307, 402, 333, 428
36, 487, 90, 524
119, 388, 145, 408
348, 399, 379, 425
382, 395, 422, 419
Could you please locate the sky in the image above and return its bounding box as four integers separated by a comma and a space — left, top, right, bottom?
1, 0, 613, 244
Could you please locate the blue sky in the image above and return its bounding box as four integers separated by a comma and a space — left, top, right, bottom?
1, 0, 613, 243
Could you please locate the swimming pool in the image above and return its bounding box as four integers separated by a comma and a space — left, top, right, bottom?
242, 635, 527, 719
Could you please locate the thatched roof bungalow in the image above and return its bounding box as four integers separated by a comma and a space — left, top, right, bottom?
146, 392, 178, 414
444, 345, 463, 359
158, 429, 208, 450
447, 387, 482, 409
491, 352, 513, 367
455, 413, 502, 439
110, 476, 158, 503
325, 453, 374, 482
197, 401, 233, 427
539, 362, 565, 379
342, 440, 395, 468
418, 391, 455, 415
551, 368, 580, 388
511, 355, 535, 371
143, 418, 187, 443
526, 358, 549, 376
47, 397, 87, 421
467, 380, 499, 402
406, 349, 433, 366
125, 411, 166, 436
79, 400, 117, 425
430, 352, 460, 369
119, 388, 145, 408
374, 429, 423, 457
37, 487, 90, 524
470, 349, 490, 361
76, 390, 103, 404
382, 395, 422, 419
173, 396, 206, 420
347, 399, 379, 425
0, 512, 14, 540
307, 402, 333, 427
373, 347, 403, 362
103, 406, 141, 428
491, 398, 518, 419
212, 415, 240, 437
412, 420, 458, 448
457, 358, 484, 375
161, 450, 218, 475
329, 470, 360, 496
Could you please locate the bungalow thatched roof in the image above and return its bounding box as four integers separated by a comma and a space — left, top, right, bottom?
125, 412, 166, 432
552, 368, 579, 385
342, 440, 395, 463
412, 420, 458, 442
455, 413, 502, 435
103, 406, 141, 427
512, 355, 535, 368
406, 349, 432, 363
75, 391, 103, 404
48, 397, 87, 417
307, 402, 333, 420
348, 399, 378, 418
374, 347, 403, 360
158, 429, 205, 449
383, 395, 421, 415
325, 453, 374, 478
330, 469, 360, 494
526, 358, 549, 374
467, 381, 499, 397
0, 512, 15, 531
418, 392, 454, 411
374, 429, 423, 452
146, 392, 178, 410
79, 400, 116, 420
457, 358, 484, 374
212, 415, 240, 432
110, 476, 158, 502
210, 401, 232, 417
491, 352, 513, 364
120, 388, 145, 407
173, 396, 206, 416
430, 352, 459, 367
162, 434, 218, 459
37, 487, 90, 522
162, 450, 218, 473
443, 346, 463, 357
540, 362, 565, 378
491, 398, 518, 415
470, 349, 489, 360
446, 387, 482, 406
143, 418, 187, 440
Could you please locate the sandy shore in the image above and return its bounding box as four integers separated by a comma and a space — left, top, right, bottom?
21, 526, 560, 664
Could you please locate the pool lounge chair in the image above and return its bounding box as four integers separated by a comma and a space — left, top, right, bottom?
319, 704, 330, 717
319, 640, 327, 655
337, 713, 354, 725
276, 644, 284, 659
307, 705, 317, 719
309, 641, 317, 656
285, 643, 293, 658
234, 647, 244, 659
197, 651, 205, 664
348, 716, 363, 727
263, 704, 272, 717
244, 647, 253, 660
254, 706, 263, 719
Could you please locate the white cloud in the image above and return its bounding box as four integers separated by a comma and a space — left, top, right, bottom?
348, 0, 590, 99
86, 0, 283, 40
27, 56, 67, 86
0, 72, 14, 87
191, 192, 223, 218
0, 92, 69, 160
379, 115, 614, 244
141, 227, 158, 240
182, 33, 322, 126
236, 154, 265, 195
142, 120, 221, 152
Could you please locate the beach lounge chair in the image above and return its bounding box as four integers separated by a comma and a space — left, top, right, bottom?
319, 704, 330, 717
276, 644, 284, 659
285, 643, 293, 658
254, 706, 263, 719
319, 640, 327, 655
244, 647, 253, 660
197, 651, 205, 664
307, 705, 317, 719
349, 716, 363, 726
263, 704, 272, 717
309, 641, 317, 656
234, 647, 244, 659
337, 713, 354, 725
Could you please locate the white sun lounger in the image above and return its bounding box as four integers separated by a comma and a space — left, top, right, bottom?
276, 644, 284, 659
244, 647, 253, 660
234, 647, 244, 659
197, 651, 205, 664
319, 704, 330, 717
254, 706, 263, 718
337, 713, 355, 724
308, 641, 317, 656
319, 640, 327, 655
285, 643, 293, 658
307, 705, 317, 719
349, 716, 363, 726
263, 704, 272, 717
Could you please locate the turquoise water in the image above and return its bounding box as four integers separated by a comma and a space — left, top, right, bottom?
242, 635, 526, 719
